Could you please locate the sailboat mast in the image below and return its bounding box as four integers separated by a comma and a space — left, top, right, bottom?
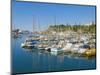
33, 16, 35, 33
37, 16, 40, 33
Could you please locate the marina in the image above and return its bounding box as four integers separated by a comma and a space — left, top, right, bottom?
20, 31, 96, 57
12, 21, 96, 74
12, 1, 96, 74
12, 14, 96, 74
12, 35, 96, 74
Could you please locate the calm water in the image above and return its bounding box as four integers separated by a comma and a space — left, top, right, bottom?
12, 35, 96, 74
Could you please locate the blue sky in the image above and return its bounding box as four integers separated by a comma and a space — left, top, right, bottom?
12, 1, 96, 31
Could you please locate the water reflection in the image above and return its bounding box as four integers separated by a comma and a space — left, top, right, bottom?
22, 48, 95, 60
12, 36, 96, 74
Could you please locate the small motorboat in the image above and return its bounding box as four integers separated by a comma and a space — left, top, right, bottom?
50, 47, 63, 55
85, 48, 96, 57
78, 44, 90, 54
62, 43, 72, 52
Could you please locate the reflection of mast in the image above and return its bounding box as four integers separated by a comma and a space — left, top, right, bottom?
58, 55, 64, 63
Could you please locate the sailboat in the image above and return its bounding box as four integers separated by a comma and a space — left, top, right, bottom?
21, 16, 39, 49
48, 17, 65, 55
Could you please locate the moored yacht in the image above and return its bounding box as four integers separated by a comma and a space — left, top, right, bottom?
21, 37, 39, 49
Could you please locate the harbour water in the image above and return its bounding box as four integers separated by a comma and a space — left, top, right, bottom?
12, 35, 96, 74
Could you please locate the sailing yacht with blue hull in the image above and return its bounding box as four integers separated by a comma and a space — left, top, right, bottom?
21, 38, 39, 49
